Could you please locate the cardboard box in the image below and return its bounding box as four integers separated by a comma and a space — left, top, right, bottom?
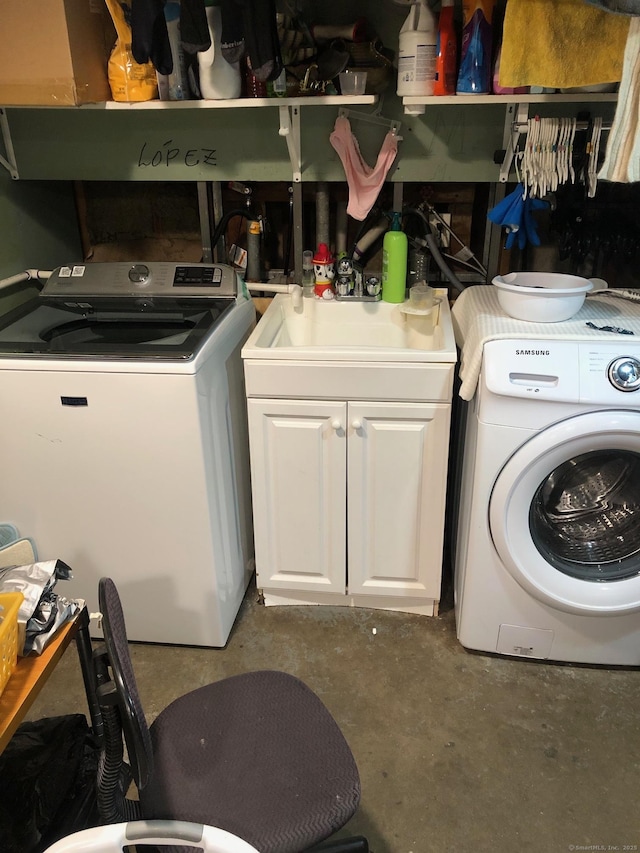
0, 0, 112, 106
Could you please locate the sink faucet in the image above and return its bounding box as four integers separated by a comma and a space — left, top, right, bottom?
244, 282, 303, 309
333, 258, 381, 302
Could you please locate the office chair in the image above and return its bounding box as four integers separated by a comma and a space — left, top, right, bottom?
92, 577, 369, 853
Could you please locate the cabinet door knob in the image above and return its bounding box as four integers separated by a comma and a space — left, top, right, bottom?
331, 418, 342, 431
351, 419, 362, 430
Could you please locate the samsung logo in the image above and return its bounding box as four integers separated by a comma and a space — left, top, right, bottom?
515, 349, 550, 356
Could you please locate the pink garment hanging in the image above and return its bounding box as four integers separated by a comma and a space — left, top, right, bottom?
329, 116, 399, 221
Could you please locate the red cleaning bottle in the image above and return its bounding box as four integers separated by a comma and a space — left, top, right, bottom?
434, 0, 457, 96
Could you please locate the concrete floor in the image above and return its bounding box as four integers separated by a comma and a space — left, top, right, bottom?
28, 579, 640, 853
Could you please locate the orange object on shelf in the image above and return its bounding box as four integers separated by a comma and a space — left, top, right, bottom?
0, 592, 23, 698
434, 0, 457, 96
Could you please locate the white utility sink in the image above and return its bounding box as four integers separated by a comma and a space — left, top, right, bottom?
242, 290, 457, 363
241, 286, 458, 619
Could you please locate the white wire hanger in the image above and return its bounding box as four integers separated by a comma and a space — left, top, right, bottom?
586, 116, 603, 198
337, 106, 402, 137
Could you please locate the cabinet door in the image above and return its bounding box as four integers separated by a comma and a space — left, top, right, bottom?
247, 398, 347, 593
347, 401, 451, 599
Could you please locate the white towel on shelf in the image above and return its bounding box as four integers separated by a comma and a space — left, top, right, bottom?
599, 17, 640, 182
452, 286, 640, 400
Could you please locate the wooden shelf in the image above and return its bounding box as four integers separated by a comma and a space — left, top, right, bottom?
5, 95, 377, 111
0, 613, 81, 754
402, 93, 618, 108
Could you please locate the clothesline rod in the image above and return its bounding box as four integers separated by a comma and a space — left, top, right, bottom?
512, 121, 611, 132
338, 107, 402, 134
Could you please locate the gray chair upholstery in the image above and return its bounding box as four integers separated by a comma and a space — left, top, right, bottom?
93, 577, 368, 853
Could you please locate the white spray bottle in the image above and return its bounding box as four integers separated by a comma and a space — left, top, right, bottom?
397, 0, 438, 97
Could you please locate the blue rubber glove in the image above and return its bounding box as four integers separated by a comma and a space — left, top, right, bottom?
487, 185, 525, 230
488, 184, 526, 249
522, 197, 548, 248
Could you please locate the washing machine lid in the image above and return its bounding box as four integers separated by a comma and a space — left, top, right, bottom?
489, 409, 640, 616
0, 262, 239, 360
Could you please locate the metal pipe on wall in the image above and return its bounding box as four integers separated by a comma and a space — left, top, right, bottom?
292, 182, 303, 284
335, 202, 348, 257
197, 182, 213, 262
245, 219, 262, 282
315, 181, 330, 248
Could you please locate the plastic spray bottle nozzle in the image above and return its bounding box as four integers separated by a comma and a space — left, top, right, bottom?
390, 211, 402, 231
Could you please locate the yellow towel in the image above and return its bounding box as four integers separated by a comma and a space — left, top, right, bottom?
500, 0, 629, 89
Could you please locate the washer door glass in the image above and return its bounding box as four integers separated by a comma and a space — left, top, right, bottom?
530, 449, 640, 582
489, 409, 640, 616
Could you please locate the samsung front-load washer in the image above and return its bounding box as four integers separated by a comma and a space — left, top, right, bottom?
0, 262, 255, 646
453, 333, 640, 666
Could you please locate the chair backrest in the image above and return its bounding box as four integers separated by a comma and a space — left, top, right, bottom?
97, 577, 154, 792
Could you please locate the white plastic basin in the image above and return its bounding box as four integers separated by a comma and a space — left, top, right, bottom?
492, 272, 593, 322
241, 291, 457, 363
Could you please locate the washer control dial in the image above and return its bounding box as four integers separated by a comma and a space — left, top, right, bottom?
608, 356, 640, 392
128, 264, 150, 285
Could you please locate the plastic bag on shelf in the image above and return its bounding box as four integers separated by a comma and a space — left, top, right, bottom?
104, 0, 158, 102
0, 560, 82, 655
0, 715, 99, 853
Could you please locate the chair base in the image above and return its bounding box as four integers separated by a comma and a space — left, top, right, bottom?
306, 837, 369, 852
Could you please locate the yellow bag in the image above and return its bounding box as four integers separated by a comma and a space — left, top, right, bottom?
104, 0, 158, 102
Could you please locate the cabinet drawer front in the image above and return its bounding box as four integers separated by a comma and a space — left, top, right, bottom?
244, 360, 455, 402
248, 399, 346, 593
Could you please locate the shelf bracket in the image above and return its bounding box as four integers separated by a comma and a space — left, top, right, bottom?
499, 102, 528, 183
0, 109, 19, 180
278, 104, 302, 183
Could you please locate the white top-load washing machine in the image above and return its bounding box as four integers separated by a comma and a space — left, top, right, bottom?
0, 262, 256, 647
452, 286, 640, 665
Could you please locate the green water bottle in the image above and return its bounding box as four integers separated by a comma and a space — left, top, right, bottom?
382, 212, 408, 303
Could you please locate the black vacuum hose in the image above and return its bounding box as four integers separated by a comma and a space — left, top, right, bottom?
211, 208, 256, 250
403, 207, 467, 294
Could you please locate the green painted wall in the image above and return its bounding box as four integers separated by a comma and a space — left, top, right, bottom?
0, 0, 616, 183
0, 169, 81, 310
0, 0, 618, 286
3, 97, 616, 184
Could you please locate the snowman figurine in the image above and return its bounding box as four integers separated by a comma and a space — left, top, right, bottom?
313, 243, 335, 299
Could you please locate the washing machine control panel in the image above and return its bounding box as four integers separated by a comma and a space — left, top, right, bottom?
484, 339, 640, 404
42, 262, 238, 299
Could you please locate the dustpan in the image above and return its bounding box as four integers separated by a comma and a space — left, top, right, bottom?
0, 537, 38, 569
0, 524, 19, 549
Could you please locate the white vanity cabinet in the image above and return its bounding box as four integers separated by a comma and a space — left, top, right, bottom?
247, 397, 451, 613
242, 291, 457, 616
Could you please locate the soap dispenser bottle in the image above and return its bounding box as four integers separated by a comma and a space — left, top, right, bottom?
456, 0, 496, 94
381, 212, 408, 303
434, 0, 457, 96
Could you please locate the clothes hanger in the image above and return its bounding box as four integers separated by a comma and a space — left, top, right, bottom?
337, 107, 402, 137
